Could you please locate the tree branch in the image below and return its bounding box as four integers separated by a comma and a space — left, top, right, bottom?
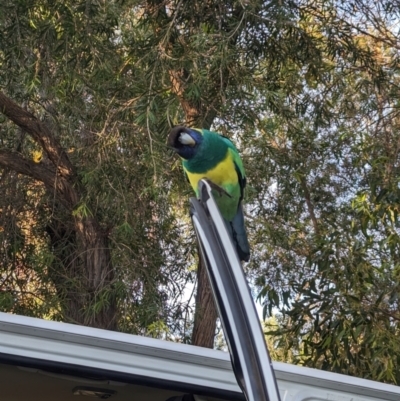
0, 91, 75, 179
0, 149, 79, 208
0, 149, 55, 184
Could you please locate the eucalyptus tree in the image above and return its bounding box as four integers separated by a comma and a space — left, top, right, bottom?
0, 0, 187, 332
242, 0, 400, 384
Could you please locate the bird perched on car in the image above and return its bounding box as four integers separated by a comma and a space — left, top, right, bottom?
167, 126, 250, 262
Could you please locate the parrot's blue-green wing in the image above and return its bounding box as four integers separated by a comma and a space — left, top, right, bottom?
220, 135, 245, 174
221, 136, 250, 262
222, 136, 246, 198
233, 156, 246, 201
229, 201, 250, 262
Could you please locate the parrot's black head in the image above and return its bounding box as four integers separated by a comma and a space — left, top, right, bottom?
167, 126, 203, 160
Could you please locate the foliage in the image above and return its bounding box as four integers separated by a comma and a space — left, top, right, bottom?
250, 0, 400, 384
0, 0, 192, 334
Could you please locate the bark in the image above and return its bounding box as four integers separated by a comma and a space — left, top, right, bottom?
46, 217, 117, 330
0, 92, 117, 330
191, 255, 218, 348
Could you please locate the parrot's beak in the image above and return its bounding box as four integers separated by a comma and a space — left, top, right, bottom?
178, 132, 196, 147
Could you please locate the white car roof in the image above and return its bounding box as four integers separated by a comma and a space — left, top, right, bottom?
1, 312, 400, 401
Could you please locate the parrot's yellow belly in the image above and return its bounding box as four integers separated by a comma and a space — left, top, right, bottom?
184, 152, 238, 196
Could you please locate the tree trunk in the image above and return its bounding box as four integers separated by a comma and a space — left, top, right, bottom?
0, 91, 118, 330
76, 217, 117, 330
46, 216, 117, 330
191, 254, 218, 348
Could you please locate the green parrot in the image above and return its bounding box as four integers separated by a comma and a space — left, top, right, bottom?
168, 126, 250, 262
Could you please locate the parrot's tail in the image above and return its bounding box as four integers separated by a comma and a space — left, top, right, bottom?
226, 203, 250, 262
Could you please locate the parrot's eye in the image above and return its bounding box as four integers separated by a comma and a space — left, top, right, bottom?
178, 132, 196, 147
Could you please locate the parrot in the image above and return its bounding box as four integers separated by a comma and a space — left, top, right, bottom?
168, 126, 250, 262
